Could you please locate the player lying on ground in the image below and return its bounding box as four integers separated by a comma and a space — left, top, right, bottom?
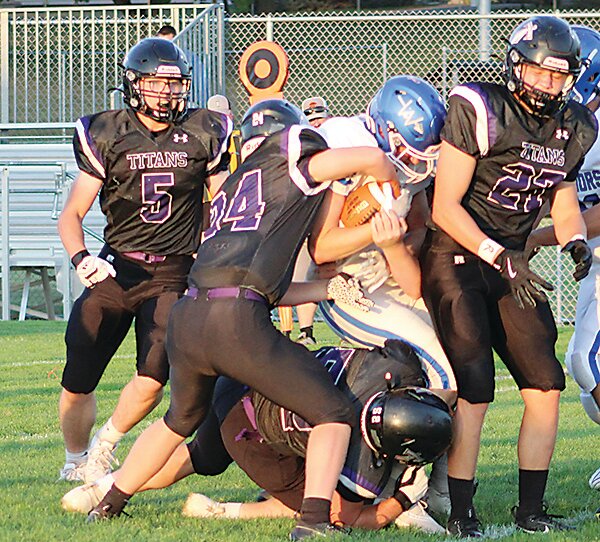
308, 75, 456, 522
421, 16, 597, 537
83, 99, 407, 541
62, 340, 452, 533
527, 24, 600, 504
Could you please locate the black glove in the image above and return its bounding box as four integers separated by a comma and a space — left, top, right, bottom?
562, 239, 592, 282
494, 249, 554, 310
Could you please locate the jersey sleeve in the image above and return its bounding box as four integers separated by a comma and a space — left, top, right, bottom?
73, 115, 108, 182
187, 110, 233, 176
442, 84, 493, 158
287, 125, 330, 196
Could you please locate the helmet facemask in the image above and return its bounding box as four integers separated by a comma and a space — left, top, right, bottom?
505, 48, 578, 118
386, 126, 440, 185
124, 68, 191, 123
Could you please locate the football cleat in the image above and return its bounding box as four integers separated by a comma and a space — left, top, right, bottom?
296, 332, 317, 347
61, 481, 108, 514
512, 505, 574, 533
446, 509, 484, 538
289, 520, 351, 540
589, 466, 600, 490
182, 493, 226, 518
58, 461, 87, 482
84, 439, 118, 483
395, 500, 445, 534
86, 502, 124, 523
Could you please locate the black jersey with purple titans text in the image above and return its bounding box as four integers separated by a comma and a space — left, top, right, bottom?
441, 82, 597, 250
189, 126, 330, 306
73, 108, 231, 255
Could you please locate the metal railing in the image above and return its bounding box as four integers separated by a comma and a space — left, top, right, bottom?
0, 3, 217, 124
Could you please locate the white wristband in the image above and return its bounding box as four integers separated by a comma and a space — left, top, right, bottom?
477, 238, 505, 266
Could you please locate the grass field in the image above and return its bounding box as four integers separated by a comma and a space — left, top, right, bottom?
2, 321, 600, 541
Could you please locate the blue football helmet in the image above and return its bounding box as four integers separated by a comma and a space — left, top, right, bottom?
572, 25, 600, 105
366, 75, 447, 184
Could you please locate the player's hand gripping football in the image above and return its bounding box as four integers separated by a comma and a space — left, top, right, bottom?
562, 239, 592, 282
493, 249, 554, 309
327, 272, 374, 312
76, 256, 116, 288
370, 209, 408, 250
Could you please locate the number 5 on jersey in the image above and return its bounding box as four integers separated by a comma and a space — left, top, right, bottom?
203, 169, 266, 240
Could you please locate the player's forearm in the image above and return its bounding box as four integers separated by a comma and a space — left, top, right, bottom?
57, 210, 87, 257
551, 209, 587, 248
349, 497, 405, 530
310, 224, 373, 264
278, 281, 328, 306
431, 200, 490, 256
309, 147, 396, 184
382, 244, 421, 299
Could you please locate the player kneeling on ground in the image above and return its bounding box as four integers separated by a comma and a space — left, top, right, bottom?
63, 340, 452, 535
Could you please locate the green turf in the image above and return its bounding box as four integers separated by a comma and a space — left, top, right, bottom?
1, 321, 599, 541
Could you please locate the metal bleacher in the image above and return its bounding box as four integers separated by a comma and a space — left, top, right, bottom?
0, 143, 105, 320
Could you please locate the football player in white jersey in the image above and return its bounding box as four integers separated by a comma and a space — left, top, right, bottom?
527, 25, 600, 495
308, 75, 455, 530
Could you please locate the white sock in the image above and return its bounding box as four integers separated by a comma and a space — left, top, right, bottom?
223, 502, 242, 518
97, 473, 115, 495
65, 449, 87, 465
94, 417, 126, 447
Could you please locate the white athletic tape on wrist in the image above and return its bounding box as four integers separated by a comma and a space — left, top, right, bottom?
477, 238, 505, 266
223, 502, 242, 518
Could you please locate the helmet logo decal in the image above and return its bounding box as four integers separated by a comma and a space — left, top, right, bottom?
394, 94, 424, 136
542, 56, 570, 72
510, 21, 538, 44
252, 112, 265, 126
156, 65, 182, 77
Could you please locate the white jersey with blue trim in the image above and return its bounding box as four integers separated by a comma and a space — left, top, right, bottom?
576, 107, 600, 254
315, 116, 456, 391
564, 107, 600, 397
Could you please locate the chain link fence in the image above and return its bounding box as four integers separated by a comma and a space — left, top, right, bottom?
2, 6, 600, 320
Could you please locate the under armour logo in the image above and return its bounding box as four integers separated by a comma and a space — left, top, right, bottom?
173, 133, 189, 144
454, 255, 465, 265
555, 129, 569, 140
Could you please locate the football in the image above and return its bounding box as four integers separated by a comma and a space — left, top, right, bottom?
340, 180, 402, 228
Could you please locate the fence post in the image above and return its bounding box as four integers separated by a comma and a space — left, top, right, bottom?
1, 167, 10, 320
217, 4, 225, 95
266, 14, 273, 42
479, 0, 491, 62
0, 11, 9, 125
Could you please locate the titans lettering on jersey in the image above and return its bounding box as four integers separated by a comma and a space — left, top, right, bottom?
126, 152, 188, 169
442, 82, 598, 249
190, 126, 330, 306
73, 108, 232, 255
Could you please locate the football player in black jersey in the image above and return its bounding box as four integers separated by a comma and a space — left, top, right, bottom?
420, 16, 597, 537
86, 99, 400, 539
57, 38, 232, 484
63, 340, 452, 534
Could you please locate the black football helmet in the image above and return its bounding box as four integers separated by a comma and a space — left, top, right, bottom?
121, 38, 192, 123
361, 387, 452, 466
504, 16, 581, 118
240, 99, 308, 144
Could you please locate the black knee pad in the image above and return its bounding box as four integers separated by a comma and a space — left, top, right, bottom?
164, 408, 206, 438
312, 393, 356, 428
